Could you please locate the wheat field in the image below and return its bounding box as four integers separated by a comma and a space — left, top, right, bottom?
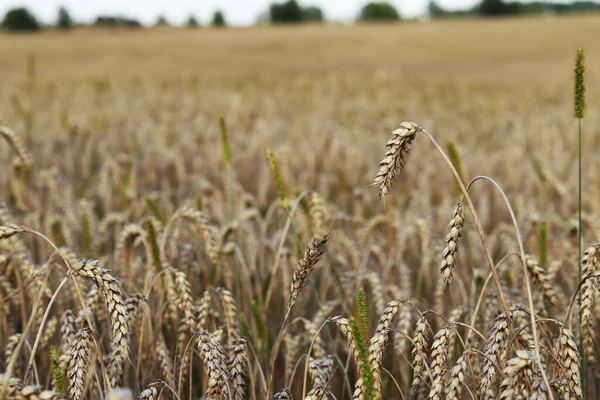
0, 14, 600, 400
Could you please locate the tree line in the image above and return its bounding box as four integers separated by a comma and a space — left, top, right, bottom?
3, 0, 600, 32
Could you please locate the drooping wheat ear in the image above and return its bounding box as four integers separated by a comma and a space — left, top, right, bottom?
411, 313, 431, 395
393, 301, 412, 356
125, 293, 146, 325
197, 331, 229, 400
77, 286, 102, 333
0, 224, 28, 239
367, 327, 393, 400
287, 234, 329, 316
0, 374, 63, 399
550, 379, 570, 398
428, 324, 453, 400
557, 326, 582, 400
374, 300, 401, 336
358, 214, 388, 250
175, 316, 193, 381
285, 334, 301, 384
363, 271, 386, 316
71, 259, 129, 388
307, 192, 330, 236
162, 266, 180, 328
373, 121, 422, 199
197, 288, 212, 331
41, 316, 59, 348
228, 337, 249, 400
335, 232, 361, 270
531, 374, 549, 400
180, 209, 220, 264
0, 126, 32, 168
115, 223, 145, 284
300, 318, 325, 359
440, 201, 464, 286
5, 333, 22, 371
580, 243, 600, 367
155, 334, 174, 385
447, 307, 464, 361
171, 269, 196, 328
273, 388, 293, 399
218, 287, 240, 345
305, 384, 329, 400
67, 328, 91, 400
446, 353, 468, 400
523, 255, 558, 306
513, 307, 535, 351
138, 382, 161, 400
480, 308, 515, 398
498, 350, 534, 399
331, 317, 360, 375
308, 355, 335, 389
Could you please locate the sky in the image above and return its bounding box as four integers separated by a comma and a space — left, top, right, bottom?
0, 0, 582, 26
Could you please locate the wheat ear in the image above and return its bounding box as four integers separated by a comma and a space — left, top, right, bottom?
71, 259, 129, 388
440, 201, 464, 286
197, 331, 228, 399
557, 326, 582, 400
67, 328, 91, 400
373, 121, 422, 199
228, 337, 249, 400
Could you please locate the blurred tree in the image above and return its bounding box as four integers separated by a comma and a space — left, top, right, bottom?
94, 16, 141, 28
186, 14, 199, 27
2, 7, 41, 31
211, 10, 226, 27
155, 15, 169, 26
428, 1, 449, 17
359, 2, 401, 21
57, 6, 73, 29
270, 0, 303, 23
302, 6, 325, 22
478, 0, 520, 15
